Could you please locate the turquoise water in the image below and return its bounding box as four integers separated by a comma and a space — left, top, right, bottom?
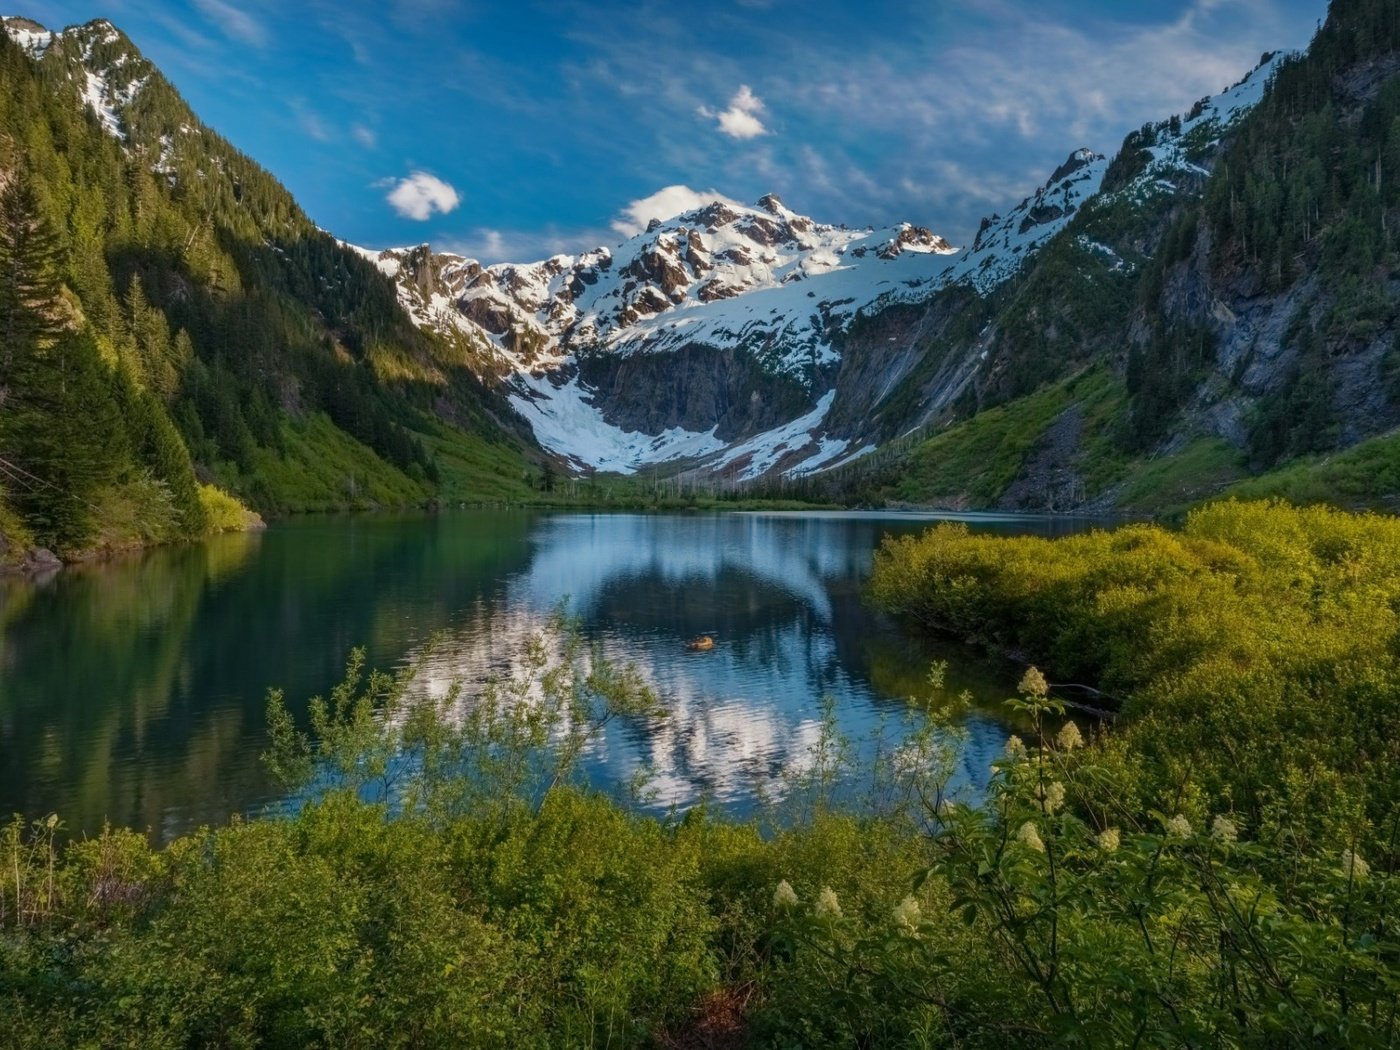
0, 509, 1105, 839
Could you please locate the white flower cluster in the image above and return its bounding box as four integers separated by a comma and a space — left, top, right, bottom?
1165, 814, 1193, 839
1097, 828, 1121, 853
1019, 667, 1049, 699
773, 880, 798, 909
1036, 781, 1066, 814
1341, 849, 1370, 881
1016, 821, 1046, 853
892, 896, 922, 932
815, 886, 842, 919
1056, 721, 1084, 751
1211, 816, 1238, 844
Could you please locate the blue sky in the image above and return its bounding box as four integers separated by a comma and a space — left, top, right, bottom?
15, 0, 1324, 261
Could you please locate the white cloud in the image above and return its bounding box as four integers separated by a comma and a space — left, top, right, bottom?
352, 124, 378, 149
611, 185, 746, 237
291, 100, 332, 142
701, 84, 769, 140
384, 171, 461, 220
193, 0, 267, 48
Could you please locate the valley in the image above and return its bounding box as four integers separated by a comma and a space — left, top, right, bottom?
2, 1, 1400, 1045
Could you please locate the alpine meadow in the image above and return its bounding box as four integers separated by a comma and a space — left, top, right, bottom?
3, 0, 1400, 1047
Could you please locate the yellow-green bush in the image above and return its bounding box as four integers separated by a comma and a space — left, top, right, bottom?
196, 482, 264, 534
872, 499, 1400, 831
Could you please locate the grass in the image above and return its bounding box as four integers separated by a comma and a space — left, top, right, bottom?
885, 367, 1128, 507
1221, 429, 1400, 511
1110, 438, 1246, 513
217, 413, 431, 515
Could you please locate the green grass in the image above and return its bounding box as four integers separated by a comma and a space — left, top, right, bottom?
419, 418, 539, 505
1110, 438, 1246, 513
1221, 429, 1400, 511
887, 367, 1127, 506
217, 413, 431, 515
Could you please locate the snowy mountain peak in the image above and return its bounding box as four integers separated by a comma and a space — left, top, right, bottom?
2, 15, 52, 57
354, 192, 967, 386
3, 14, 154, 142
357, 40, 1291, 481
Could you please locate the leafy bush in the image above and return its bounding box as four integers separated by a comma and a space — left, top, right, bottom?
872, 500, 1400, 832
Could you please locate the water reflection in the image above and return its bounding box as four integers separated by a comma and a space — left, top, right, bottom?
0, 510, 1110, 839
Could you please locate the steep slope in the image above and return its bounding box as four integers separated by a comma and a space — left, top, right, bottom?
826, 0, 1400, 513
1130, 0, 1400, 469
0, 15, 534, 556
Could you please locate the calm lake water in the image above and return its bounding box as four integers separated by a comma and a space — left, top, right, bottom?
0, 510, 1106, 840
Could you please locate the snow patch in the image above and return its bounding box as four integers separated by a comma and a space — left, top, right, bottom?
508, 375, 725, 475
81, 69, 124, 138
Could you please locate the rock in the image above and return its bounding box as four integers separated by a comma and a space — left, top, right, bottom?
1018, 204, 1065, 235
458, 296, 514, 334
737, 216, 785, 247
20, 547, 62, 577
694, 202, 739, 229
684, 231, 711, 274
876, 225, 954, 259
1047, 149, 1099, 186
697, 279, 742, 303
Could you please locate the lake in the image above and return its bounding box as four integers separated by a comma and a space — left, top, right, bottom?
0, 509, 1107, 839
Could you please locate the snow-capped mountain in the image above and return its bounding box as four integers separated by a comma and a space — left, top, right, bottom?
1, 15, 246, 186
350, 147, 1130, 478
3, 16, 147, 139
3, 11, 1288, 484
350, 198, 958, 381
347, 53, 1282, 480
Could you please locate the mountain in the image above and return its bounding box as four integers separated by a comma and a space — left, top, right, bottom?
850, 0, 1400, 514
4, 0, 1397, 543
353, 149, 1115, 478
359, 0, 1400, 516
0, 14, 537, 563
357, 53, 1287, 484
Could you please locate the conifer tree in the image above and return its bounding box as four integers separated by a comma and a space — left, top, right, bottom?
0, 170, 63, 390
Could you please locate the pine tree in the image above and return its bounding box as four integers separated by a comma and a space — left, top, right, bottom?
0, 170, 63, 391
3, 329, 125, 549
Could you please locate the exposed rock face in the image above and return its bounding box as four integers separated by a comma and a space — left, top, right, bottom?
876, 224, 955, 259
998, 406, 1088, 511
576, 344, 816, 440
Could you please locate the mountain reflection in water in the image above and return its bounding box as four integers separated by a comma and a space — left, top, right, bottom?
0, 510, 1108, 839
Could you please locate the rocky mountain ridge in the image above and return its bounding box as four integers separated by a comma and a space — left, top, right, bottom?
13, 8, 1384, 514
351, 54, 1281, 480
351, 145, 1128, 477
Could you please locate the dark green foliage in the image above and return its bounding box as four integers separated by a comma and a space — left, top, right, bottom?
1248, 323, 1341, 467
0, 170, 125, 548
0, 170, 63, 372
1099, 126, 1154, 194
1, 329, 125, 548
115, 368, 207, 532
0, 21, 524, 539
1123, 323, 1216, 449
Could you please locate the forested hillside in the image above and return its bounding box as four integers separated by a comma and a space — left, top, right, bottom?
0, 19, 533, 565
806, 0, 1400, 513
